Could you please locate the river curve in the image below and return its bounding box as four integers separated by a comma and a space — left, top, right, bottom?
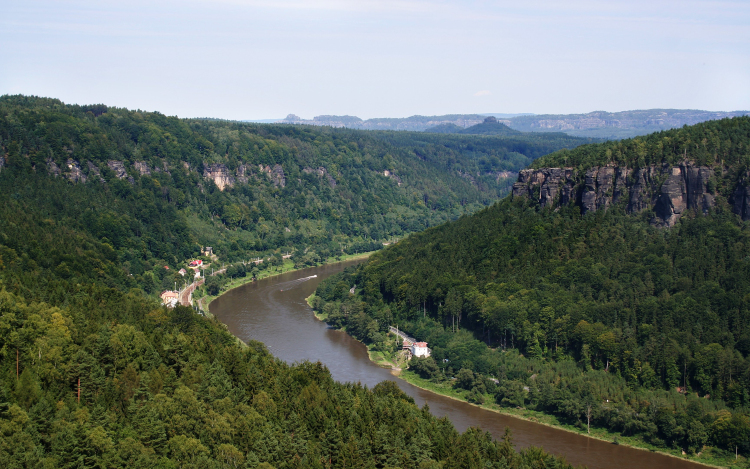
209, 259, 707, 469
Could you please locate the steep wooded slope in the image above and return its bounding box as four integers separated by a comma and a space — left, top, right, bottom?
314, 118, 750, 458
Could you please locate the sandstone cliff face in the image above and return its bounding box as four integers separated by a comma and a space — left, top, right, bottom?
66, 159, 87, 183
512, 162, 731, 227
133, 161, 151, 176
203, 164, 235, 191
260, 164, 286, 187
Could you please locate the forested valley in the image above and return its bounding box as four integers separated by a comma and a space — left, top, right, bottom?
312, 117, 750, 464
0, 95, 589, 467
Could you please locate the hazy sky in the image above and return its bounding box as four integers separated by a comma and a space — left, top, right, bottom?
1, 0, 749, 120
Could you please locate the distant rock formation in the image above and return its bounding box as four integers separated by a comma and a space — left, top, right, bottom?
512, 162, 728, 227
383, 170, 402, 186
236, 164, 252, 184
303, 166, 336, 187
260, 164, 286, 187
66, 159, 87, 183
47, 158, 62, 177
133, 161, 151, 176
203, 164, 235, 191
107, 160, 135, 183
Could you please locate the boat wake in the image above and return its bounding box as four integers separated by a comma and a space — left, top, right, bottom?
278, 275, 318, 291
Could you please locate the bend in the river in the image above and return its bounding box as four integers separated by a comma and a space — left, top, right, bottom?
210, 259, 708, 469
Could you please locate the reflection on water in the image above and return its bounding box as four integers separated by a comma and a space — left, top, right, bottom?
211, 260, 703, 469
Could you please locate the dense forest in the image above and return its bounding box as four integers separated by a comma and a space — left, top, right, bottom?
0, 96, 581, 467
312, 118, 750, 461
0, 95, 591, 293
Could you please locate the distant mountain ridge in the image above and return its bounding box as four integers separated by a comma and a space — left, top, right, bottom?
509, 109, 750, 139
277, 109, 750, 139
425, 116, 524, 136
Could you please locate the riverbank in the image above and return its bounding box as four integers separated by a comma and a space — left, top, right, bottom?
303, 315, 733, 469
198, 251, 375, 314
376, 342, 733, 469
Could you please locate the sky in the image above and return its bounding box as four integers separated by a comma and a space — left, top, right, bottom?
1, 0, 749, 120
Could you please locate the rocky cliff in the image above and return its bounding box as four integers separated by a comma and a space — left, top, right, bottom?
511, 162, 742, 227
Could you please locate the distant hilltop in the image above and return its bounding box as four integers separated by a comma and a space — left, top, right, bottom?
275, 109, 750, 139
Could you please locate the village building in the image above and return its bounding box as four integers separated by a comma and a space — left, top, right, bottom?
189, 259, 203, 267
160, 290, 179, 307
178, 268, 187, 276
410, 342, 430, 358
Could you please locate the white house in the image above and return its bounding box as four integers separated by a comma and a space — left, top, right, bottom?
410, 342, 430, 358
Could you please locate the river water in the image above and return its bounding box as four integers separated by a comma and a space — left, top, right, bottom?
210, 260, 705, 469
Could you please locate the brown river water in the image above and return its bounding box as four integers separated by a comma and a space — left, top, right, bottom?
210, 259, 707, 469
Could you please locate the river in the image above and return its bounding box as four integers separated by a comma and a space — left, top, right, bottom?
210, 259, 707, 469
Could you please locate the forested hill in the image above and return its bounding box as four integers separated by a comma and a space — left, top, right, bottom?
0, 96, 580, 466
0, 95, 591, 278
313, 117, 750, 461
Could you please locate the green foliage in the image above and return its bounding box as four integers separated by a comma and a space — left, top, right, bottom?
0, 95, 578, 467
314, 117, 750, 457
533, 116, 750, 170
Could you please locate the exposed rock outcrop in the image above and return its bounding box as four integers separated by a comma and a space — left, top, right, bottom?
383, 170, 402, 186
66, 159, 87, 183
236, 164, 252, 184
107, 160, 135, 183
133, 161, 151, 176
0, 156, 5, 171
303, 167, 336, 187
47, 158, 62, 177
107, 160, 127, 178
513, 162, 724, 227
260, 164, 286, 187
203, 164, 235, 191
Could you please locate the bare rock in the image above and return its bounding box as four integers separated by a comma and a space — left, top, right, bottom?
203, 163, 235, 191
133, 161, 151, 176
47, 158, 62, 177
66, 159, 87, 183
514, 161, 717, 228
236, 164, 252, 184
513, 168, 575, 207
107, 161, 128, 179
260, 164, 286, 187
0, 156, 4, 171
383, 169, 402, 186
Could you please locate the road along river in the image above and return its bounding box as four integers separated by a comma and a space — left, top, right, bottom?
210, 259, 707, 469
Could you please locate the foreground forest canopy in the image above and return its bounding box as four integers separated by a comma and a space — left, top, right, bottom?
313, 117, 750, 460
0, 96, 579, 467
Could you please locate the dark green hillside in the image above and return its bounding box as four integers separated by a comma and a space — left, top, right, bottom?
0, 97, 579, 467
531, 116, 750, 170
0, 95, 591, 276
313, 118, 750, 461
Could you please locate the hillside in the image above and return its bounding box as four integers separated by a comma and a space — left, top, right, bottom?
312, 117, 750, 464
0, 96, 580, 467
0, 95, 592, 292
425, 117, 524, 136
